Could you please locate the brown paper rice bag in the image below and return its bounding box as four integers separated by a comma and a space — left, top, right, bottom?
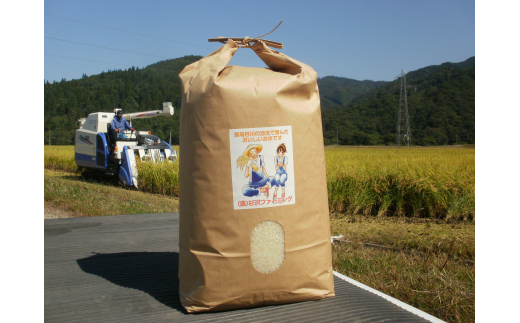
178, 39, 334, 313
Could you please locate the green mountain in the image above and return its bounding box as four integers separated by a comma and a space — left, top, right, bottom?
44, 55, 202, 145
317, 76, 386, 112
321, 57, 475, 146
44, 56, 474, 146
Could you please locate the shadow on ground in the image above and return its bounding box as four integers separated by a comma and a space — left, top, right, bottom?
77, 251, 185, 313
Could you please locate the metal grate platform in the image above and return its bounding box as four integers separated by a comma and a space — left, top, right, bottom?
45, 213, 439, 322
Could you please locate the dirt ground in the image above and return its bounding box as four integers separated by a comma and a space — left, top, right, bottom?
44, 203, 73, 219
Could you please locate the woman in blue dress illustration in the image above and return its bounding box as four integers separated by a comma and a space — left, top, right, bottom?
236, 144, 275, 198
273, 143, 288, 204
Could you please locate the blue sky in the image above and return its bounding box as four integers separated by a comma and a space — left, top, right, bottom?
44, 0, 475, 82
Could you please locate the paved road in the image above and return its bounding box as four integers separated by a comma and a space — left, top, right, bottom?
45, 213, 438, 322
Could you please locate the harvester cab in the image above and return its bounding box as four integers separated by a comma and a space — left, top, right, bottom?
74, 102, 177, 188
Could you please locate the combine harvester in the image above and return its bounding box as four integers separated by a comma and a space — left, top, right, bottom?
74, 102, 177, 188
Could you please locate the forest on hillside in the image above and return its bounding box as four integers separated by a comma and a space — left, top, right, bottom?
44, 56, 474, 146
321, 58, 475, 146
43, 55, 201, 145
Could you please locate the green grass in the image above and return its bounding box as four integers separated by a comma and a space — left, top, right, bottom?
330, 214, 474, 322
333, 241, 474, 322
44, 170, 179, 216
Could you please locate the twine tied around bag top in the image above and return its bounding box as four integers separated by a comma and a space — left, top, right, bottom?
208, 20, 284, 49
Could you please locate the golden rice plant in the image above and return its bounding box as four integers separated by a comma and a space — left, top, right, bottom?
136, 159, 179, 196
325, 148, 475, 220
44, 146, 475, 220
44, 145, 181, 196
44, 146, 78, 173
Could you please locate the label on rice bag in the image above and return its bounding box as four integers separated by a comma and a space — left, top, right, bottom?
230, 126, 296, 210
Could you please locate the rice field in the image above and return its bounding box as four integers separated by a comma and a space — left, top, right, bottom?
136, 160, 179, 196
44, 146, 475, 220
44, 145, 180, 196
326, 147, 474, 220
44, 146, 80, 173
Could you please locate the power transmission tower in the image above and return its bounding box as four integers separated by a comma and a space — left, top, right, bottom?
396, 70, 411, 147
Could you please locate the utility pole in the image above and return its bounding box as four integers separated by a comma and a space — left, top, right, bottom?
396, 70, 411, 148
49, 130, 51, 146
336, 126, 338, 146
170, 131, 172, 145
345, 123, 347, 145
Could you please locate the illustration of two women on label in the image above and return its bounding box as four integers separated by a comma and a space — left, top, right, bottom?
236, 143, 288, 203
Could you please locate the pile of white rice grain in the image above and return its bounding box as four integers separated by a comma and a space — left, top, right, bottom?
250, 220, 285, 274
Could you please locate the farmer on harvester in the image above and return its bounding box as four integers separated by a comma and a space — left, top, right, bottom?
111, 109, 134, 139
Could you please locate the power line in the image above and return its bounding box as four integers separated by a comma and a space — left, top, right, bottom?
45, 13, 213, 51
45, 36, 170, 59
45, 53, 204, 76
45, 13, 260, 61
45, 18, 336, 76
45, 54, 134, 67
45, 52, 338, 79
45, 14, 338, 76
46, 11, 403, 78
